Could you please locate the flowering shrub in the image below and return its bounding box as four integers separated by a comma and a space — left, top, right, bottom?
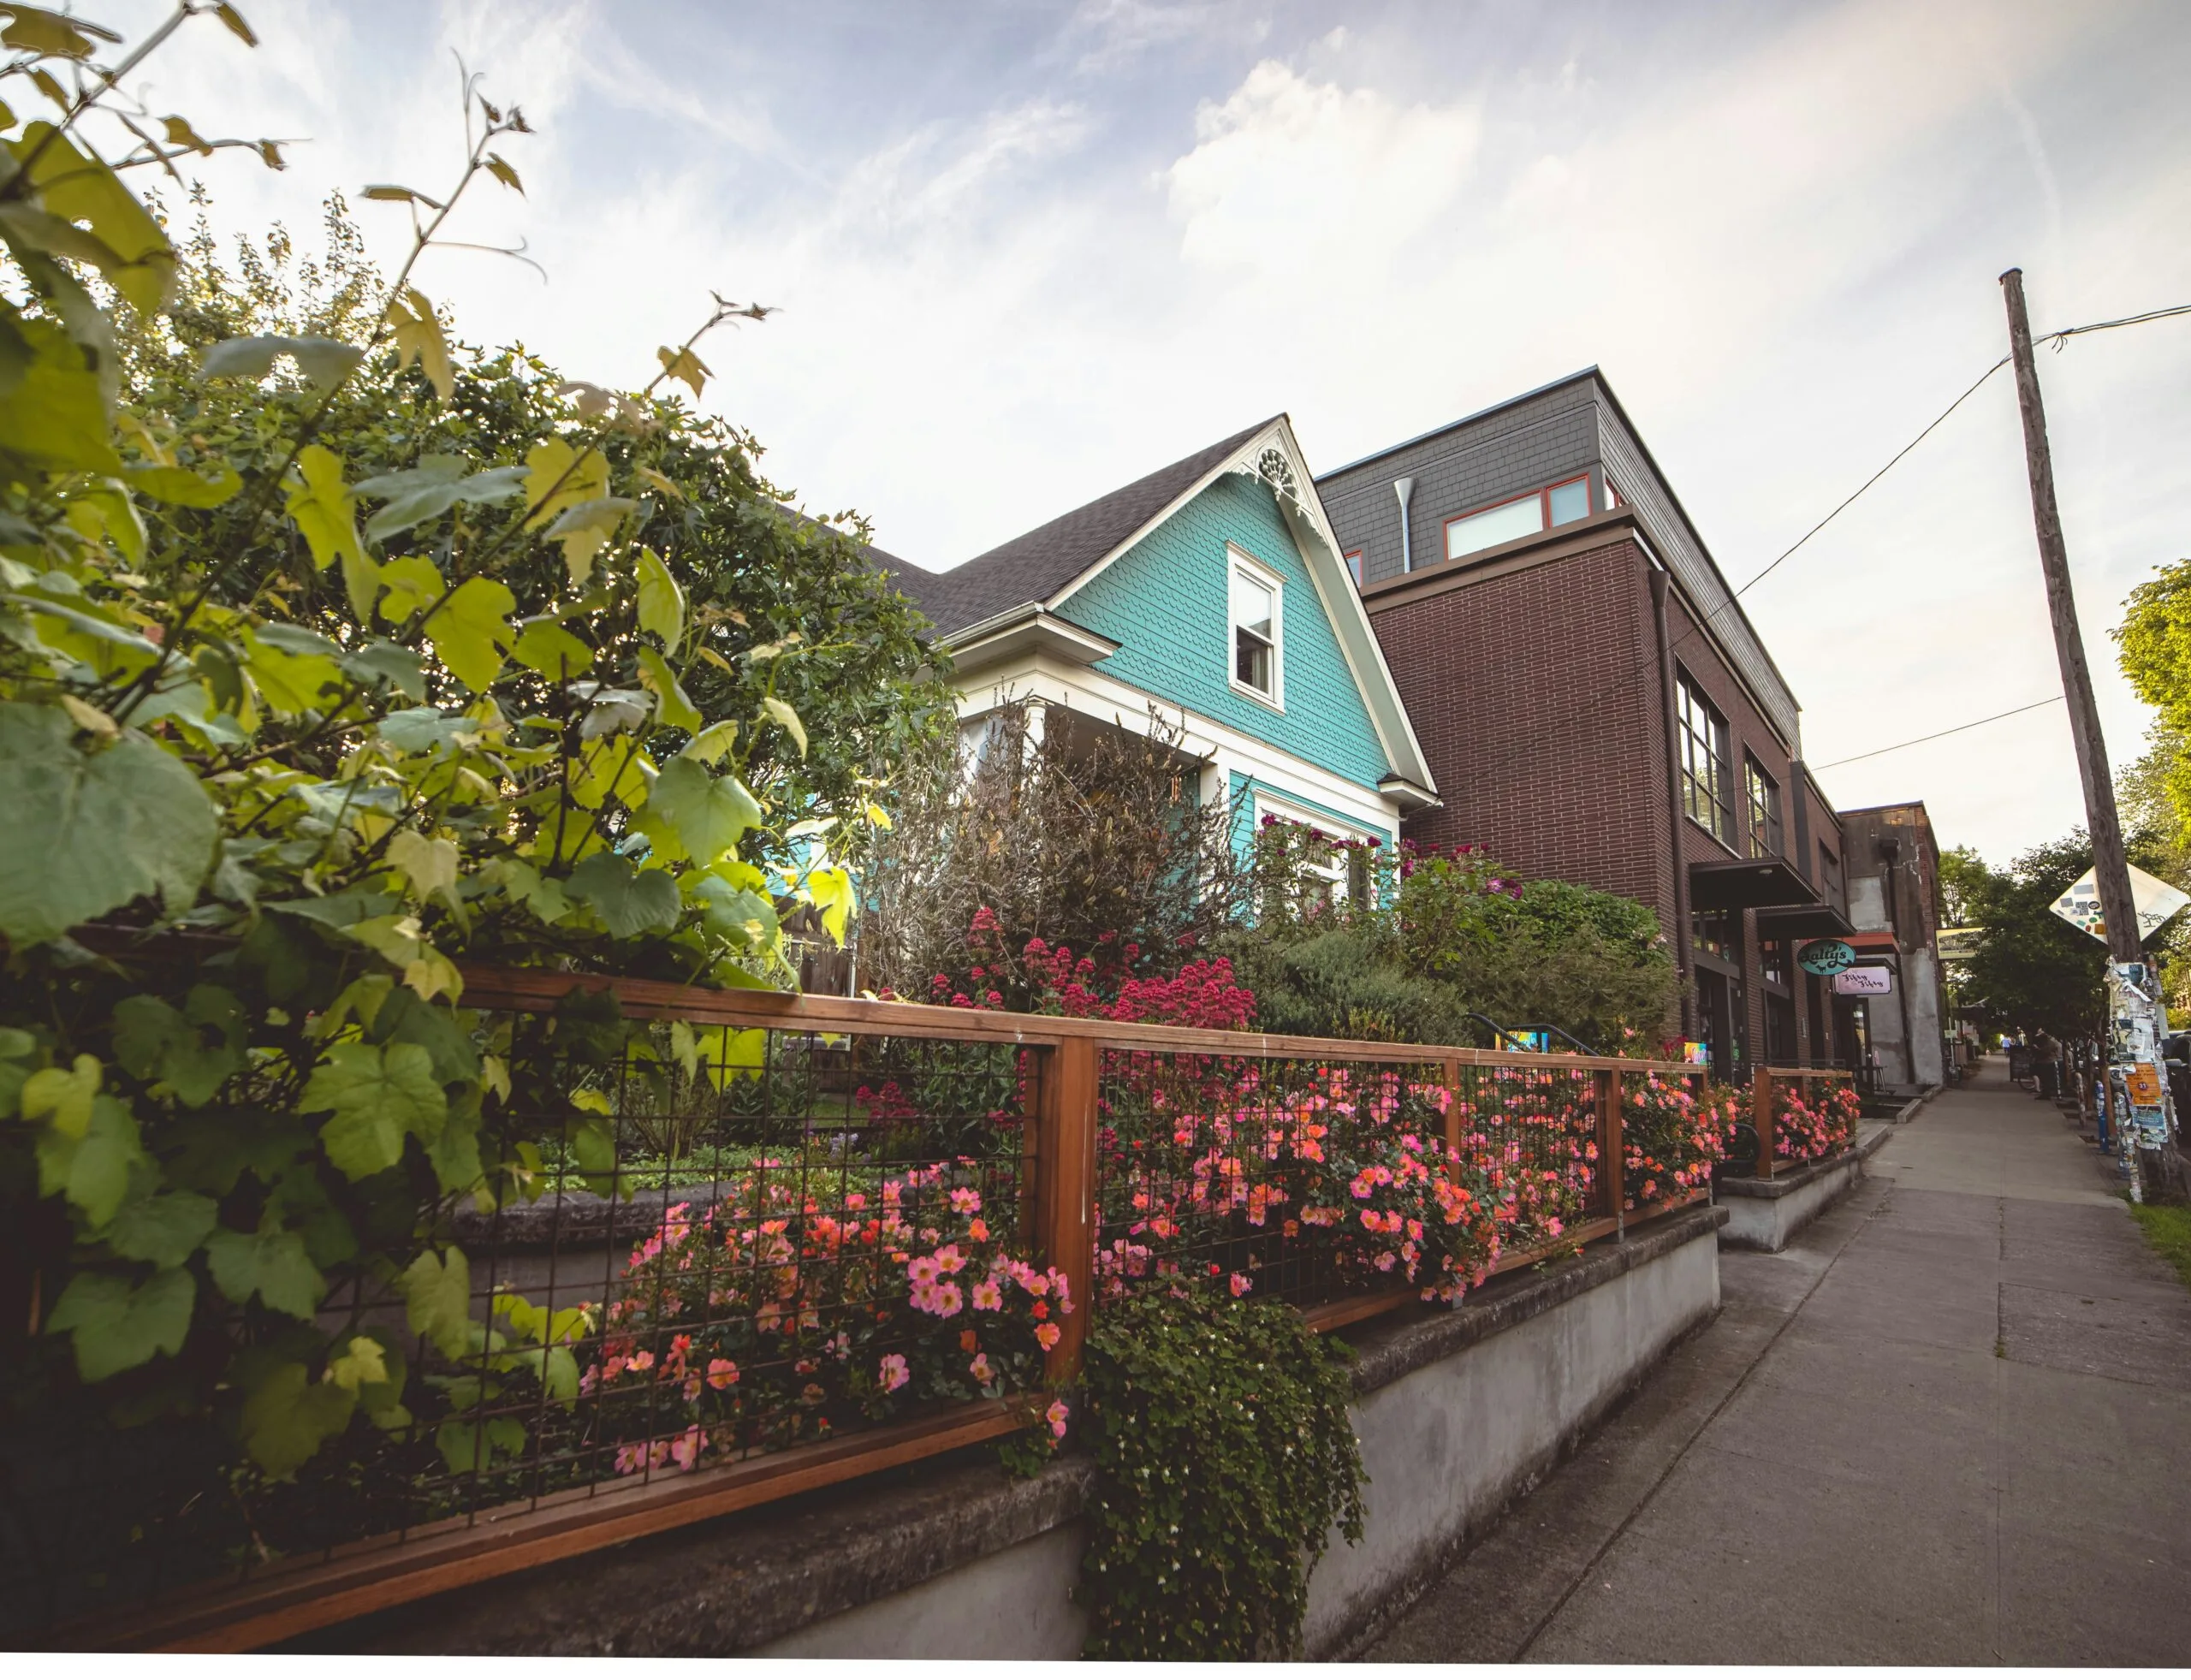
1621, 1072, 1733, 1208
1094, 1059, 1600, 1311
583, 1156, 1072, 1472
1774, 1078, 1861, 1164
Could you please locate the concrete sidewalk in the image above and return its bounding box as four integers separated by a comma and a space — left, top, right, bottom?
1360, 1060, 2191, 1665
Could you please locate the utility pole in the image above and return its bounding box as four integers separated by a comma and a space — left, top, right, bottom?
2001, 267, 2175, 1199
1999, 269, 2141, 963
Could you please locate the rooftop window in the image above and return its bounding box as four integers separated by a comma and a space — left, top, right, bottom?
1443, 473, 1594, 563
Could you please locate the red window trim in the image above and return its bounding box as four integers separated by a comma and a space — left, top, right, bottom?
1440, 474, 1596, 561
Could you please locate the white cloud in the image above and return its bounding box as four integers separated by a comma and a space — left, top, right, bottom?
1163, 60, 1481, 278
77, 0, 2191, 866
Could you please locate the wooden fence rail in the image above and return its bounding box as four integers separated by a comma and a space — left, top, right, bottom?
39, 963, 1704, 1652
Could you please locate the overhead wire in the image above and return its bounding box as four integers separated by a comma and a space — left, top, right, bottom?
1808, 695, 2065, 771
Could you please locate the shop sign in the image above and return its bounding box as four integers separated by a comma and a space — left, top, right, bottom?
1797, 938, 1856, 976
1832, 965, 1893, 996
2049, 864, 2191, 944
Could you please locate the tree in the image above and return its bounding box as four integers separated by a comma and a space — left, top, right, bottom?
120, 191, 953, 860
1946, 836, 2106, 1040
0, 7, 876, 1493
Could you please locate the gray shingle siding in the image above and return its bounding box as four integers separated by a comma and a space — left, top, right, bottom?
1314, 371, 1802, 751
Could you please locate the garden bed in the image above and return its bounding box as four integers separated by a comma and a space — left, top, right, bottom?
287, 1199, 1725, 1659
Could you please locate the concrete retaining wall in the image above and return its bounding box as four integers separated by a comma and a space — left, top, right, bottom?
320, 1207, 1727, 1659
1716, 1125, 1892, 1253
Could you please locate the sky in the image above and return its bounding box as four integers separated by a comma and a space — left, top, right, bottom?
94, 0, 2191, 870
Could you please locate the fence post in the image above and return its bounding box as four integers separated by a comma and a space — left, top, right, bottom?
1038, 1036, 1100, 1387
1441, 1055, 1465, 1163
1595, 1067, 1624, 1234
1755, 1066, 1776, 1179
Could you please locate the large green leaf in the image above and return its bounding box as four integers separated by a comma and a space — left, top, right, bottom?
0, 703, 217, 943
205, 1217, 327, 1320
644, 757, 761, 866
282, 442, 364, 573
634, 645, 702, 733
123, 461, 242, 508
14, 123, 174, 316
106, 1185, 219, 1269
426, 574, 516, 692
239, 1360, 356, 1478
635, 546, 684, 645
48, 1266, 195, 1383
301, 1040, 448, 1179
401, 1245, 472, 1359
355, 457, 526, 544
35, 1093, 143, 1227
567, 851, 682, 939
111, 986, 244, 1106
200, 334, 364, 389
0, 314, 122, 473
511, 617, 595, 680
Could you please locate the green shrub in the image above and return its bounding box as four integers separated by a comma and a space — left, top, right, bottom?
1214, 928, 1472, 1044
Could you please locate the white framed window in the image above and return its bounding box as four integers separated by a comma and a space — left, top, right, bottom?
1254, 792, 1379, 911
1227, 549, 1283, 708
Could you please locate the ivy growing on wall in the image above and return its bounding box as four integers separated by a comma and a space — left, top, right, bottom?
1075, 1287, 1366, 1660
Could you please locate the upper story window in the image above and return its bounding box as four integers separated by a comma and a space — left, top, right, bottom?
1744, 757, 1784, 860
1344, 548, 1363, 585
1677, 671, 1734, 846
1443, 473, 1593, 563
1228, 552, 1281, 706
1820, 843, 1844, 911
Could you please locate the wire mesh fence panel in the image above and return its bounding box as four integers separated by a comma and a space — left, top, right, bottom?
1452, 1062, 1602, 1251
1771, 1070, 1861, 1164
1620, 1068, 1728, 1209
3, 1006, 1055, 1642
1091, 1050, 1492, 1307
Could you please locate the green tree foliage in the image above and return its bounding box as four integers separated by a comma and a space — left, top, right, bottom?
1943, 837, 2107, 1039
0, 6, 899, 1488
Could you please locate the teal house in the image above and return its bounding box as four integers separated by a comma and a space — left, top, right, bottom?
877, 417, 1439, 893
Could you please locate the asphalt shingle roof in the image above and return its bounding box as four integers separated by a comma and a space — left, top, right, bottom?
882, 418, 1279, 638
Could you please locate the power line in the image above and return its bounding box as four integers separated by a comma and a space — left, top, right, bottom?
1809, 695, 2065, 770
1471, 298, 2191, 781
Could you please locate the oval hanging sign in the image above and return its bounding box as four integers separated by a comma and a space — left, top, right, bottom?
1797, 938, 1856, 976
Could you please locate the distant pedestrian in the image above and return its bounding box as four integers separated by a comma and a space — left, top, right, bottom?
2032, 1031, 2060, 1101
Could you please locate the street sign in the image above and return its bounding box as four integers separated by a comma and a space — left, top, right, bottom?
2049, 863, 2190, 944
1832, 965, 1893, 996
1797, 938, 1856, 976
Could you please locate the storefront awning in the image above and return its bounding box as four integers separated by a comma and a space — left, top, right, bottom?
1689, 856, 1822, 911
1755, 902, 1856, 940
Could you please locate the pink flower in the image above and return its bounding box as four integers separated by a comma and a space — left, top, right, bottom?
706, 1358, 739, 1390
1046, 1398, 1071, 1440
969, 1352, 995, 1383
934, 1244, 967, 1275
950, 1187, 983, 1214
626, 1349, 654, 1374
1036, 1321, 1061, 1351
1230, 1272, 1252, 1297
877, 1352, 911, 1392
668, 1426, 709, 1471
932, 1280, 964, 1317
972, 1279, 1004, 1311
907, 1255, 941, 1287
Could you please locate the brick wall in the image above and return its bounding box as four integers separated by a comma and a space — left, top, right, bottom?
1366, 537, 1675, 923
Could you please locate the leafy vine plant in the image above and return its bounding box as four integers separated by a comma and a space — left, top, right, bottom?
0, 2, 860, 1482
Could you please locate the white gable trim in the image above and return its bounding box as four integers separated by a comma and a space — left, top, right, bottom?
1042, 415, 1439, 798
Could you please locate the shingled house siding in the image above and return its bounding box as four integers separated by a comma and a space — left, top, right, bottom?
1364, 538, 1673, 918
1062, 472, 1393, 793
1319, 382, 1600, 588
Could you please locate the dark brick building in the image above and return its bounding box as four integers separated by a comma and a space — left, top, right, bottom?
1315, 370, 1857, 1077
